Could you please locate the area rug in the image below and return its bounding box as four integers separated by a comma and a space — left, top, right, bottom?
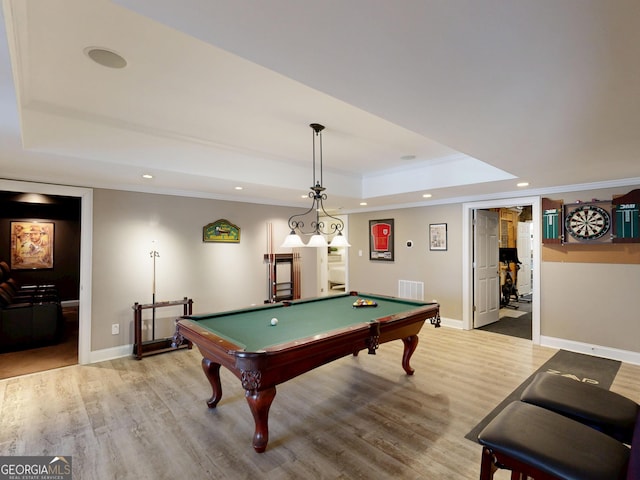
478, 314, 532, 340
464, 349, 622, 443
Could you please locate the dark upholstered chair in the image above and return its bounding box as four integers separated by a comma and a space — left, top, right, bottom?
0, 276, 63, 352
478, 401, 639, 480
521, 372, 639, 444
0, 260, 57, 296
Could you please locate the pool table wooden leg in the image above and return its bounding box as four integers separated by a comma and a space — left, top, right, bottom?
245, 386, 277, 453
201, 358, 223, 408
401, 335, 419, 375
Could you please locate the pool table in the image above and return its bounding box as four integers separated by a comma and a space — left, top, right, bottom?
173, 291, 440, 452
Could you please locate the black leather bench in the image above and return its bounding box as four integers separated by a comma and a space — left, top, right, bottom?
478, 401, 638, 480
521, 372, 639, 444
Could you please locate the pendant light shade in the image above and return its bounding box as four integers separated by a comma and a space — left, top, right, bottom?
329, 232, 351, 247
280, 231, 306, 248
307, 234, 329, 248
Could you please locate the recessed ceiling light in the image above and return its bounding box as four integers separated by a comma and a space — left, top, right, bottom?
142, 174, 153, 179
360, 202, 368, 206
301, 194, 308, 199
84, 47, 127, 69
517, 182, 529, 187
234, 186, 244, 190
400, 154, 416, 161
422, 193, 432, 198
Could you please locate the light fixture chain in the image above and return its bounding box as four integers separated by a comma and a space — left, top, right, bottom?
282, 123, 348, 247
312, 126, 316, 187
319, 128, 323, 187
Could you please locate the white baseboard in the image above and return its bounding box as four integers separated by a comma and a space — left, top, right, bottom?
541, 336, 640, 366
439, 317, 462, 329
89, 344, 133, 364
85, 327, 640, 367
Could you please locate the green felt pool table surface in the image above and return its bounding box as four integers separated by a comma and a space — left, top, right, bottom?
184, 293, 435, 352
174, 291, 440, 452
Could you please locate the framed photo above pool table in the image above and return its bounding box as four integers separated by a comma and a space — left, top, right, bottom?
173, 291, 440, 452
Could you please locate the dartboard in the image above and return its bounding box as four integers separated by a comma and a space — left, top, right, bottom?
564, 204, 611, 240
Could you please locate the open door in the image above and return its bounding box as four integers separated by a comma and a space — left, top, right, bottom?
517, 221, 533, 296
473, 209, 500, 328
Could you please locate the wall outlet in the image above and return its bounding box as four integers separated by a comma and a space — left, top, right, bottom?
111, 323, 119, 335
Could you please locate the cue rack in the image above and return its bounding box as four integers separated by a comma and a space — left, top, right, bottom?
132, 297, 193, 360
265, 222, 301, 303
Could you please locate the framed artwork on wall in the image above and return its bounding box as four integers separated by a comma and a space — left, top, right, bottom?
429, 223, 447, 251
10, 221, 54, 269
369, 219, 394, 261
203, 219, 241, 243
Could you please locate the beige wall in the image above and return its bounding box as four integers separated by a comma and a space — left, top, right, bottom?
91, 189, 306, 351
541, 262, 640, 352
347, 186, 640, 356
347, 204, 462, 320
90, 184, 640, 357
538, 185, 640, 353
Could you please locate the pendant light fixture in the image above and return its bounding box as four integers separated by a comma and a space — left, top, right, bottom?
281, 123, 350, 248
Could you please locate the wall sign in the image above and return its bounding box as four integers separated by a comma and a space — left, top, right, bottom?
203, 219, 240, 243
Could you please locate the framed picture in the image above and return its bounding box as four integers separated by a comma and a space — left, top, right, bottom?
369, 219, 394, 261
429, 223, 447, 251
10, 221, 54, 269
203, 219, 241, 243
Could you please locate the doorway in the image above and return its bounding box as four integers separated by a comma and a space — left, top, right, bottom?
477, 207, 533, 339
462, 196, 541, 344
0, 179, 93, 364
317, 215, 349, 297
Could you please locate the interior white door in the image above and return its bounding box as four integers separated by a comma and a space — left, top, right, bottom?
474, 209, 500, 328
517, 221, 533, 296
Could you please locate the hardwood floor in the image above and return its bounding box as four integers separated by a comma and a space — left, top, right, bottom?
1, 326, 639, 479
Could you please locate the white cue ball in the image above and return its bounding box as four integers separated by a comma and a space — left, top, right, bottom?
270, 317, 278, 326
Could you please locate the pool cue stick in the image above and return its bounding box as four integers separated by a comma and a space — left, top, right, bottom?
271, 223, 276, 302
294, 249, 298, 299
265, 224, 269, 302
266, 223, 274, 303
150, 243, 159, 339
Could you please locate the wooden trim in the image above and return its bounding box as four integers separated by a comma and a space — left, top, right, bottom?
542, 243, 640, 264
